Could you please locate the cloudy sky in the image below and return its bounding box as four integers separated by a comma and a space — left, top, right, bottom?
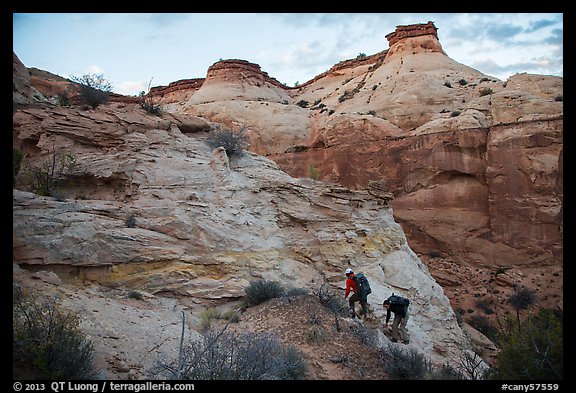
12, 13, 563, 96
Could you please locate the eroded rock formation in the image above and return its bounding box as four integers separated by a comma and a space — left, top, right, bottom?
13, 21, 562, 376
13, 102, 475, 371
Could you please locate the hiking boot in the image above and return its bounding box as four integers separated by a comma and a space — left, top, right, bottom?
391, 338, 398, 343
402, 339, 410, 344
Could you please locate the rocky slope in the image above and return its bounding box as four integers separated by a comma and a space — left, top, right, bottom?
12, 101, 483, 378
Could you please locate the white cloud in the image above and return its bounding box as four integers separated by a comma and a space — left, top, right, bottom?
115, 81, 146, 97
87, 65, 103, 74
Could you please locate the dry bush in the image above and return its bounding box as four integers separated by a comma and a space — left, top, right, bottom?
206, 125, 249, 158
154, 326, 307, 380
13, 285, 98, 379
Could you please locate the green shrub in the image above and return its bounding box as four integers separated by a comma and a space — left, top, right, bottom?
479, 87, 494, 97
13, 286, 98, 379
13, 147, 23, 186
244, 279, 285, 307
284, 287, 308, 297
69, 73, 112, 109
493, 308, 562, 379
296, 100, 309, 108
467, 315, 499, 343
127, 290, 144, 300
309, 163, 321, 180
458, 79, 468, 86
380, 345, 431, 380
198, 307, 222, 331
125, 213, 136, 228
221, 310, 240, 323
306, 325, 326, 343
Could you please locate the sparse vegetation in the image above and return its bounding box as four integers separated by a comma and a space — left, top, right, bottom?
69, 73, 112, 109
509, 286, 537, 327
198, 307, 222, 331
206, 124, 249, 158
127, 290, 144, 300
139, 78, 162, 115
475, 298, 495, 315
243, 279, 286, 307
479, 87, 494, 97
155, 326, 308, 380
221, 310, 240, 323
198, 307, 241, 331
380, 344, 470, 380
296, 99, 309, 108
468, 315, 499, 343
492, 308, 562, 379
309, 163, 321, 180
56, 91, 71, 106
13, 147, 23, 186
380, 345, 431, 380
306, 325, 327, 344
243, 280, 308, 308
312, 283, 348, 317
22, 146, 79, 198
13, 285, 98, 379
125, 212, 137, 228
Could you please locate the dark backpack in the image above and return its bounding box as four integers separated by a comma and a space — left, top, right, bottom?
387, 293, 409, 314
353, 273, 372, 299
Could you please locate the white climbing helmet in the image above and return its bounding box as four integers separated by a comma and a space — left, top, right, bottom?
345, 268, 353, 276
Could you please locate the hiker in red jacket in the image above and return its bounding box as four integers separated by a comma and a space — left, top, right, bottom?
344, 268, 367, 319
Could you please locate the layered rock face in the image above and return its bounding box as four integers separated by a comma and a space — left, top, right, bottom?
148, 78, 204, 107
13, 103, 473, 368
169, 22, 563, 273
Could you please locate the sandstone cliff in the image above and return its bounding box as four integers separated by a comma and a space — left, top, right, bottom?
164, 22, 563, 275
12, 102, 477, 377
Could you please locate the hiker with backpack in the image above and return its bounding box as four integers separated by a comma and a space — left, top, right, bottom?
344, 268, 371, 319
383, 294, 410, 344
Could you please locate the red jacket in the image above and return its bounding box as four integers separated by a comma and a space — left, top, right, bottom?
344, 274, 357, 298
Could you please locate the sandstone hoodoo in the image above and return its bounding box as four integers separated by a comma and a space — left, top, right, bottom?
13, 20, 562, 379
